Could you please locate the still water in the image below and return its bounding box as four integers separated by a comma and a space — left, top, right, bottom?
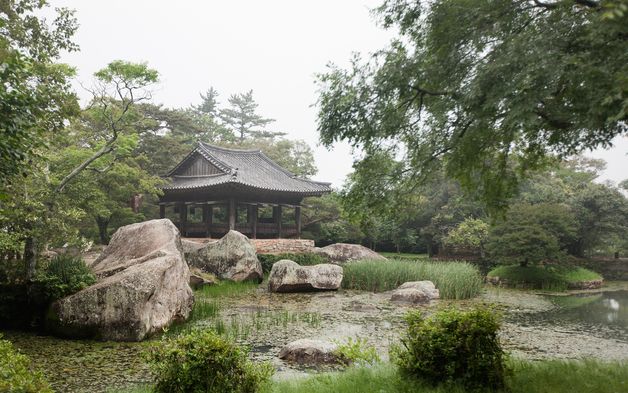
511, 290, 628, 342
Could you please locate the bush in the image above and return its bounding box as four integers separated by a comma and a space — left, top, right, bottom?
258, 253, 328, 273
487, 264, 602, 290
35, 254, 96, 301
0, 334, 53, 393
342, 259, 483, 299
333, 337, 380, 366
146, 329, 273, 393
392, 307, 508, 391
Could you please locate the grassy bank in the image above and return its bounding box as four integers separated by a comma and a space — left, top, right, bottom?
487, 265, 602, 290
116, 360, 628, 393
342, 259, 483, 299
380, 252, 429, 261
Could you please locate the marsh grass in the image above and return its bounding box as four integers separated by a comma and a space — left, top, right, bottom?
167, 280, 322, 338
487, 265, 602, 290
342, 259, 483, 299
195, 280, 260, 299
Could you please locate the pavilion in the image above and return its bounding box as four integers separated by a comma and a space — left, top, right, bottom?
158, 142, 332, 238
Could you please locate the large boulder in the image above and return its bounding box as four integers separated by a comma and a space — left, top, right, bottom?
268, 260, 343, 292
390, 281, 440, 304
47, 219, 194, 341
278, 339, 342, 366
315, 243, 386, 264
185, 230, 263, 282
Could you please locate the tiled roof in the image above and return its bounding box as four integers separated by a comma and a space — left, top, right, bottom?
162, 142, 332, 195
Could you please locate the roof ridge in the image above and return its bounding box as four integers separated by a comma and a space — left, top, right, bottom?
196, 143, 235, 173
200, 142, 261, 154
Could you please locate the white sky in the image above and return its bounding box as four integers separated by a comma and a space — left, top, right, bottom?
50, 0, 627, 188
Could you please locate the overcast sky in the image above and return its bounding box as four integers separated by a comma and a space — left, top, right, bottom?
50, 0, 627, 188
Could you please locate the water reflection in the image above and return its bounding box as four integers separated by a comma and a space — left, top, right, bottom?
511, 290, 628, 342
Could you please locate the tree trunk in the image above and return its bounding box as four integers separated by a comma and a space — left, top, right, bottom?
96, 216, 111, 245
24, 237, 37, 281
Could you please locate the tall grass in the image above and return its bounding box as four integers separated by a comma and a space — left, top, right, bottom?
263, 360, 628, 393
342, 259, 483, 299
167, 280, 321, 338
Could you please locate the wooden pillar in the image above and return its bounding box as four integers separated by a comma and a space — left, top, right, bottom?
202, 205, 210, 237
276, 205, 282, 238
159, 204, 166, 219
295, 206, 301, 239
207, 204, 214, 237
252, 204, 258, 239
228, 199, 236, 230
178, 203, 187, 236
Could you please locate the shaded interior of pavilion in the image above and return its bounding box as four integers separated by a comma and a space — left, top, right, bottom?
159, 200, 302, 239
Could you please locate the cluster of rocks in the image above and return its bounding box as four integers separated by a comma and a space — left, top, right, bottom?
47, 219, 432, 343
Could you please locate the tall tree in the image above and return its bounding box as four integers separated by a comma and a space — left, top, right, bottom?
220, 90, 283, 141
194, 87, 220, 119
317, 0, 627, 210
0, 0, 79, 186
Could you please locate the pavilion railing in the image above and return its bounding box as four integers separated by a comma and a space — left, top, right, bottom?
176, 221, 297, 238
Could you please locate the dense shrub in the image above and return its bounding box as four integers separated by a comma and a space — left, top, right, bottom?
35, 254, 96, 301
392, 307, 508, 391
333, 337, 380, 366
0, 334, 53, 393
258, 253, 328, 273
146, 329, 273, 393
0, 258, 27, 284
487, 264, 602, 290
342, 259, 483, 299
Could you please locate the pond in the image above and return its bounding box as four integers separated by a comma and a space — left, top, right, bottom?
507, 290, 628, 341
518, 289, 628, 342
492, 284, 628, 360
3, 285, 628, 392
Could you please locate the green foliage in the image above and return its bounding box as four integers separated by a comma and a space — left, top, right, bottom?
35, 254, 96, 301
0, 230, 22, 255
486, 203, 577, 266
219, 90, 282, 141
487, 265, 602, 290
0, 0, 79, 185
94, 60, 159, 85
507, 359, 628, 393
0, 334, 53, 393
262, 359, 628, 393
258, 253, 328, 273
342, 259, 482, 299
263, 364, 421, 393
393, 308, 508, 391
333, 337, 380, 366
317, 0, 628, 210
146, 329, 273, 393
443, 218, 488, 255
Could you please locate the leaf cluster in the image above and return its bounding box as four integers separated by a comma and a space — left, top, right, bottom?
0, 334, 53, 393
146, 329, 273, 393
393, 307, 509, 391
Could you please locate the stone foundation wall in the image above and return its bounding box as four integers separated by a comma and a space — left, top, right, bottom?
252, 239, 316, 254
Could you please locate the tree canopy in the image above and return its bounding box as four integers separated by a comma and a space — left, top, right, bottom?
0, 0, 79, 185
317, 0, 628, 209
